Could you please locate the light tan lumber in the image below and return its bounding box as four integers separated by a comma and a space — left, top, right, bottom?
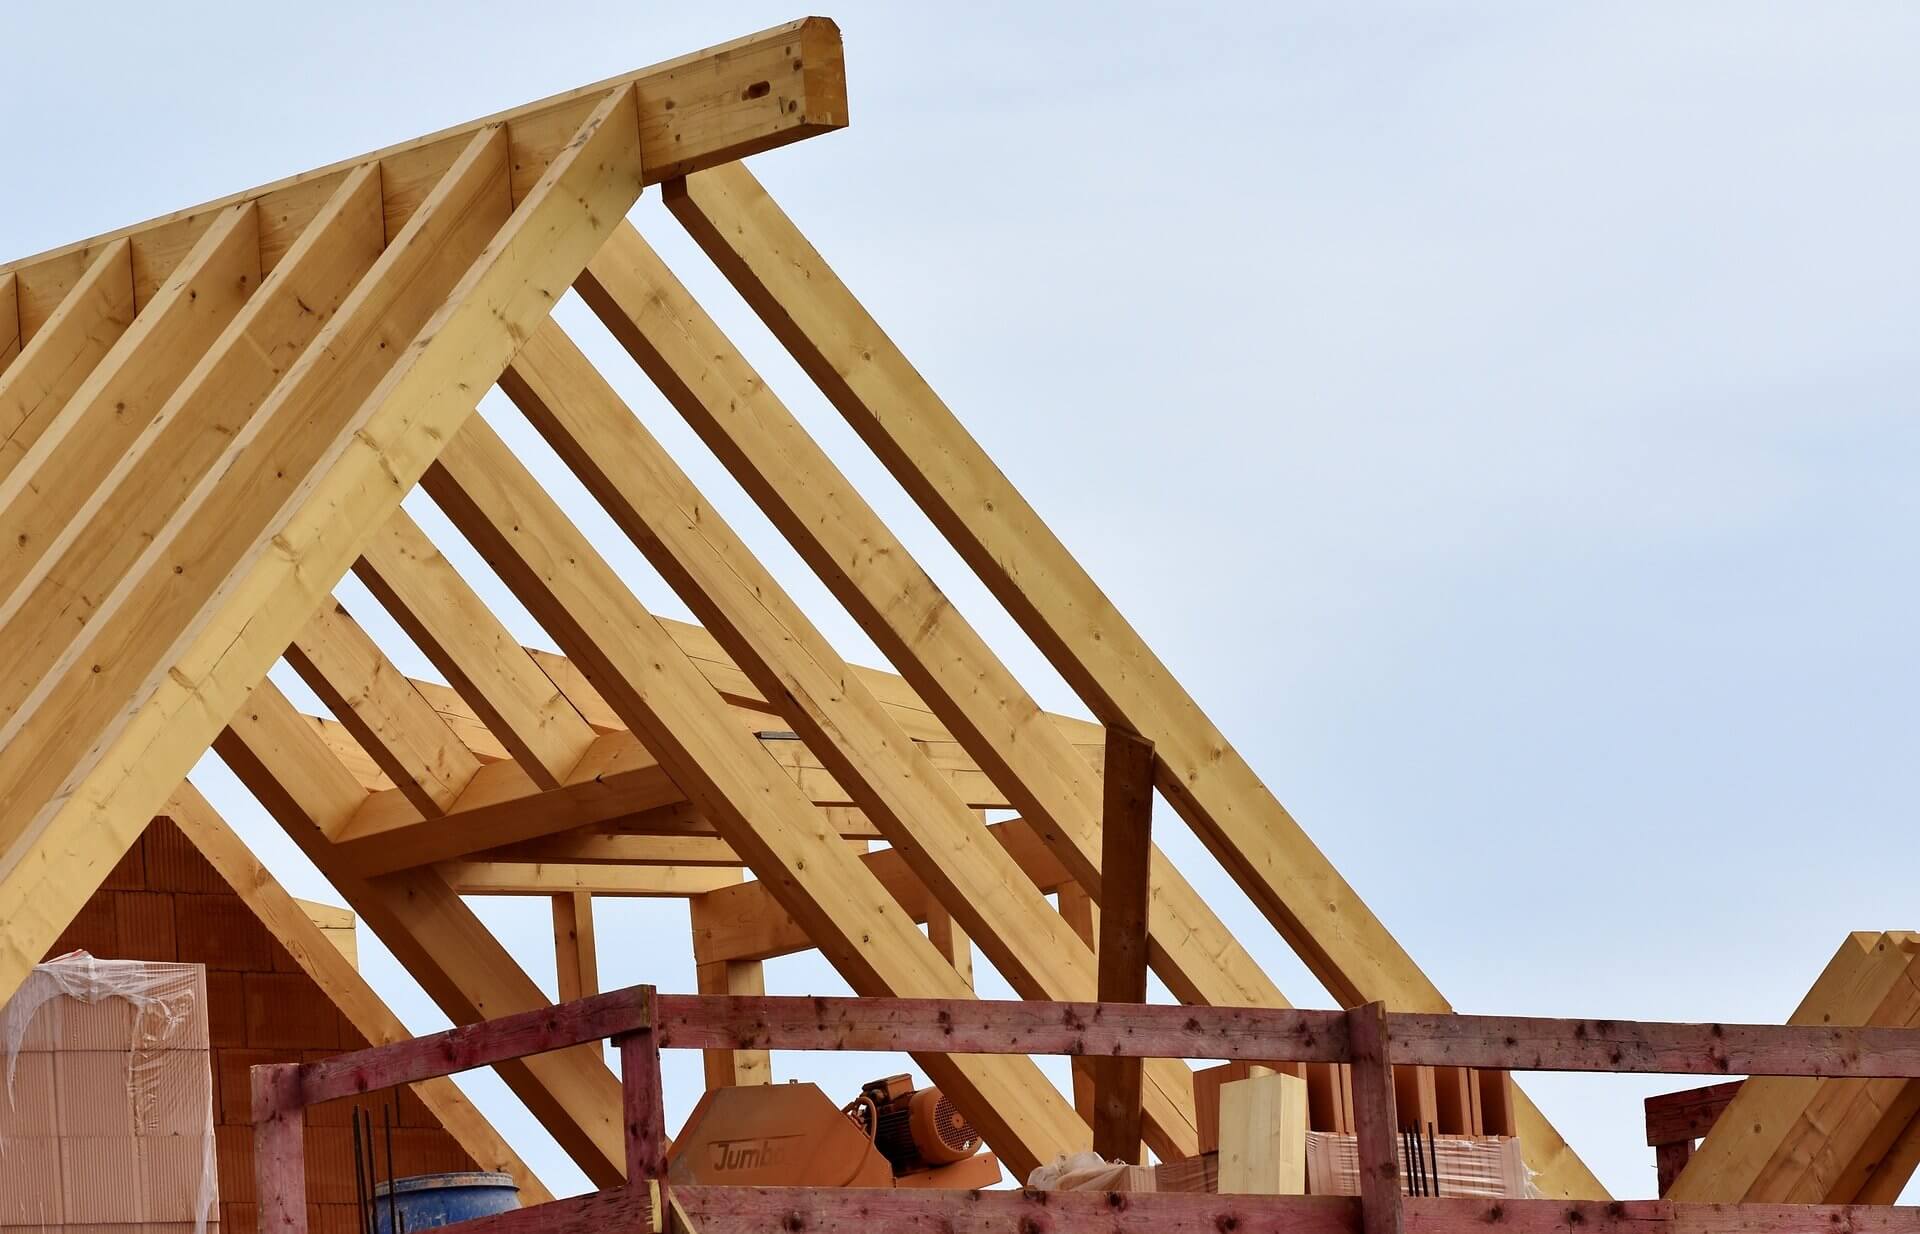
690, 821, 1069, 966
0, 240, 134, 453
0, 202, 259, 602
439, 861, 741, 896
285, 601, 482, 815
925, 899, 973, 990
1669, 933, 1913, 1200
409, 678, 514, 761
165, 781, 552, 1201
309, 715, 394, 792
0, 122, 515, 821
0, 167, 384, 707
1857, 1103, 1920, 1203
328, 727, 683, 871
0, 90, 643, 1001
1745, 945, 1920, 1202
0, 274, 17, 373
695, 958, 772, 1088
503, 318, 1197, 1158
0, 19, 847, 336
422, 413, 1088, 1181
586, 217, 1273, 1012
212, 678, 627, 1184
355, 508, 596, 787
663, 166, 1605, 1198
474, 832, 743, 867
1219, 1071, 1308, 1195
552, 891, 599, 1002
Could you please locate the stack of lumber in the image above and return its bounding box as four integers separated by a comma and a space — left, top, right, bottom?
1661, 931, 1920, 1203
1196, 1060, 1515, 1143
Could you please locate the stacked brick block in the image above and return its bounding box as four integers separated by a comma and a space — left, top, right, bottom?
43, 818, 476, 1234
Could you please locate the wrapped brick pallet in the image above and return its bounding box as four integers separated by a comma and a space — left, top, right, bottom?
1, 952, 218, 1233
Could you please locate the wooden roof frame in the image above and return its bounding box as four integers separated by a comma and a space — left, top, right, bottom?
22, 14, 1878, 1201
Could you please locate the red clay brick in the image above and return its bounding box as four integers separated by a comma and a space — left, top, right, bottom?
207, 969, 247, 1048
176, 894, 276, 971
146, 818, 228, 893
45, 895, 117, 959
112, 891, 179, 961
100, 839, 148, 890
217, 1124, 255, 1203
244, 972, 340, 1049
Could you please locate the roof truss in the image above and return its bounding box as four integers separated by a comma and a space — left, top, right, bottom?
0, 17, 1687, 1197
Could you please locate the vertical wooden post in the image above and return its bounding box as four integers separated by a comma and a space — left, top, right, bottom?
552, 891, 600, 1002
1347, 1002, 1404, 1234
1092, 727, 1155, 1163
619, 987, 669, 1183
251, 1061, 309, 1234
1219, 1070, 1308, 1194
1655, 1140, 1694, 1196
1057, 882, 1100, 1125
694, 958, 772, 1088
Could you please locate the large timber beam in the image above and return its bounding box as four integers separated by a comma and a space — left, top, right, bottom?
0, 167, 385, 711
354, 508, 598, 789
421, 412, 1087, 1180
663, 164, 1606, 1198
163, 781, 554, 1202
0, 202, 258, 566
0, 241, 134, 451
580, 218, 1274, 1017
502, 317, 1197, 1157
0, 18, 847, 336
214, 678, 627, 1185
286, 602, 482, 816
0, 89, 643, 997
0, 274, 18, 373
689, 817, 1074, 965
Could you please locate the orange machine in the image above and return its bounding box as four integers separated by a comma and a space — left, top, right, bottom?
667, 1074, 1001, 1191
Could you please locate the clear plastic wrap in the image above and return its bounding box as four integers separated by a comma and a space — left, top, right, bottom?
0, 951, 218, 1232
1306, 1131, 1538, 1198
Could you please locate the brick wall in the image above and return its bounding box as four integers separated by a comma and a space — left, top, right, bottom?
46, 818, 477, 1234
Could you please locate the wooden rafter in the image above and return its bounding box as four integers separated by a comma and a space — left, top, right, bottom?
581, 217, 1287, 1021
354, 508, 598, 788
215, 678, 629, 1185
162, 781, 554, 1202
0, 85, 643, 995
664, 163, 1608, 1196
422, 412, 1088, 1177
501, 315, 1200, 1156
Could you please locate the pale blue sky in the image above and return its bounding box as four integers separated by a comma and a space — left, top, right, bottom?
6, 0, 1916, 1200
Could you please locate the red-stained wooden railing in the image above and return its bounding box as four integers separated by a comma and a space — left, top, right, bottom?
253, 987, 1920, 1234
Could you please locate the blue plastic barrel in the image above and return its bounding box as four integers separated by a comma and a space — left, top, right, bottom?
372, 1172, 519, 1233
